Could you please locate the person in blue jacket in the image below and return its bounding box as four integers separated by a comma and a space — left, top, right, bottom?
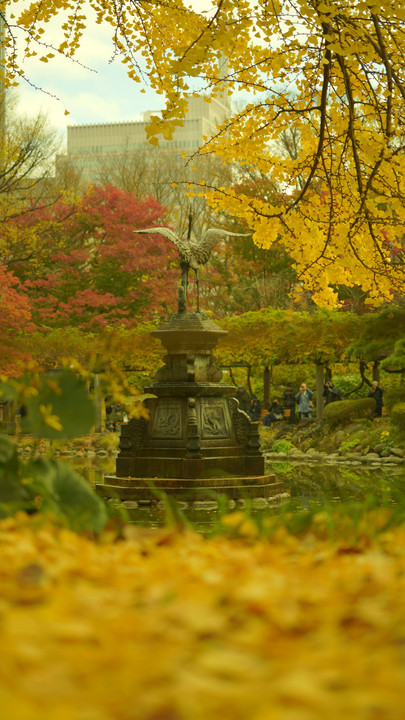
296, 383, 314, 419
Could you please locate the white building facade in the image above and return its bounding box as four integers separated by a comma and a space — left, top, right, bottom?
66, 93, 230, 182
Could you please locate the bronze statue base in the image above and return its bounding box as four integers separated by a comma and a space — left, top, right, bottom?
97, 310, 285, 505
97, 473, 284, 502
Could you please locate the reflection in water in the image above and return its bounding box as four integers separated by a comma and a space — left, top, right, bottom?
65, 455, 116, 487
60, 453, 405, 528
270, 461, 405, 509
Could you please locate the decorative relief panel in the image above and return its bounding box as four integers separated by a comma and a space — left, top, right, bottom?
152, 403, 183, 439
200, 399, 230, 439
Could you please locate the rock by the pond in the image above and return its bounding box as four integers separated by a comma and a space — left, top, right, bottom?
192, 500, 219, 511
362, 453, 382, 462
268, 492, 290, 504
156, 500, 189, 510
332, 430, 346, 446
251, 497, 268, 509
344, 423, 365, 435
265, 452, 288, 460
390, 447, 405, 458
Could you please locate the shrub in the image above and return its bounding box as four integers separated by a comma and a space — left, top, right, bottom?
271, 439, 295, 455
390, 402, 405, 431
93, 433, 120, 451
324, 398, 375, 429
384, 385, 405, 410
334, 373, 368, 400
338, 438, 361, 454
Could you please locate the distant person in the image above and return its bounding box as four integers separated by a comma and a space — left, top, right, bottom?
282, 383, 296, 424
368, 381, 384, 418
323, 379, 341, 405
262, 398, 284, 426
235, 385, 251, 414
17, 404, 27, 419
106, 401, 124, 431
296, 383, 314, 419
248, 394, 262, 422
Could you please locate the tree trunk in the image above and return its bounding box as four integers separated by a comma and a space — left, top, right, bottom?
263, 365, 271, 408
3, 401, 15, 422
247, 365, 253, 396
315, 364, 324, 421
228, 367, 237, 386
93, 373, 102, 433
361, 360, 372, 387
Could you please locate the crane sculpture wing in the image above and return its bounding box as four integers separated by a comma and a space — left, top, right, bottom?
133, 226, 184, 250
196, 228, 252, 265
134, 226, 250, 265
134, 226, 198, 265
133, 226, 251, 312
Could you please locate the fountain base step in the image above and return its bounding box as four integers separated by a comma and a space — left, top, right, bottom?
97, 474, 284, 502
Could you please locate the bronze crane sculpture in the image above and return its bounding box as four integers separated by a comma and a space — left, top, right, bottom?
134, 214, 250, 312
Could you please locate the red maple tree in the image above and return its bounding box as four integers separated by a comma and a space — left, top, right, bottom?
0, 264, 34, 375
15, 185, 179, 329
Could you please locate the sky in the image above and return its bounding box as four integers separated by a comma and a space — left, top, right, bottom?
9, 1, 255, 150
11, 5, 165, 147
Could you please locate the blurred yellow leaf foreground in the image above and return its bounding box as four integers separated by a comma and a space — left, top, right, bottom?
0, 512, 404, 720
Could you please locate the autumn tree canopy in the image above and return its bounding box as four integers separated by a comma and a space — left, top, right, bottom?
3, 1, 405, 307
8, 184, 179, 329
0, 263, 34, 375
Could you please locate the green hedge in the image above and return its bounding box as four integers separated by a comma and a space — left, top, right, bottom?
384, 386, 405, 410
390, 402, 405, 431
323, 398, 376, 428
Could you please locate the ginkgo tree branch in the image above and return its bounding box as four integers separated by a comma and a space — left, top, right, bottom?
3, 0, 405, 307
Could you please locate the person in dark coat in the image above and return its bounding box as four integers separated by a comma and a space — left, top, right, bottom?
106, 401, 125, 431
368, 381, 384, 417
235, 386, 251, 414
262, 398, 284, 426
282, 383, 296, 424
248, 394, 262, 422
323, 379, 341, 405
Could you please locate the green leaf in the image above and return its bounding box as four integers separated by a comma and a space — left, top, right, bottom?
0, 434, 18, 468
22, 370, 96, 439
0, 381, 18, 402
0, 435, 33, 514
30, 458, 108, 533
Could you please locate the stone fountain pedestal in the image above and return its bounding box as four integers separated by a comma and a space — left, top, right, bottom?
97, 311, 284, 503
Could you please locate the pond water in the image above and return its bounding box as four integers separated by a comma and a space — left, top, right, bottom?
65, 453, 405, 529
270, 461, 405, 506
